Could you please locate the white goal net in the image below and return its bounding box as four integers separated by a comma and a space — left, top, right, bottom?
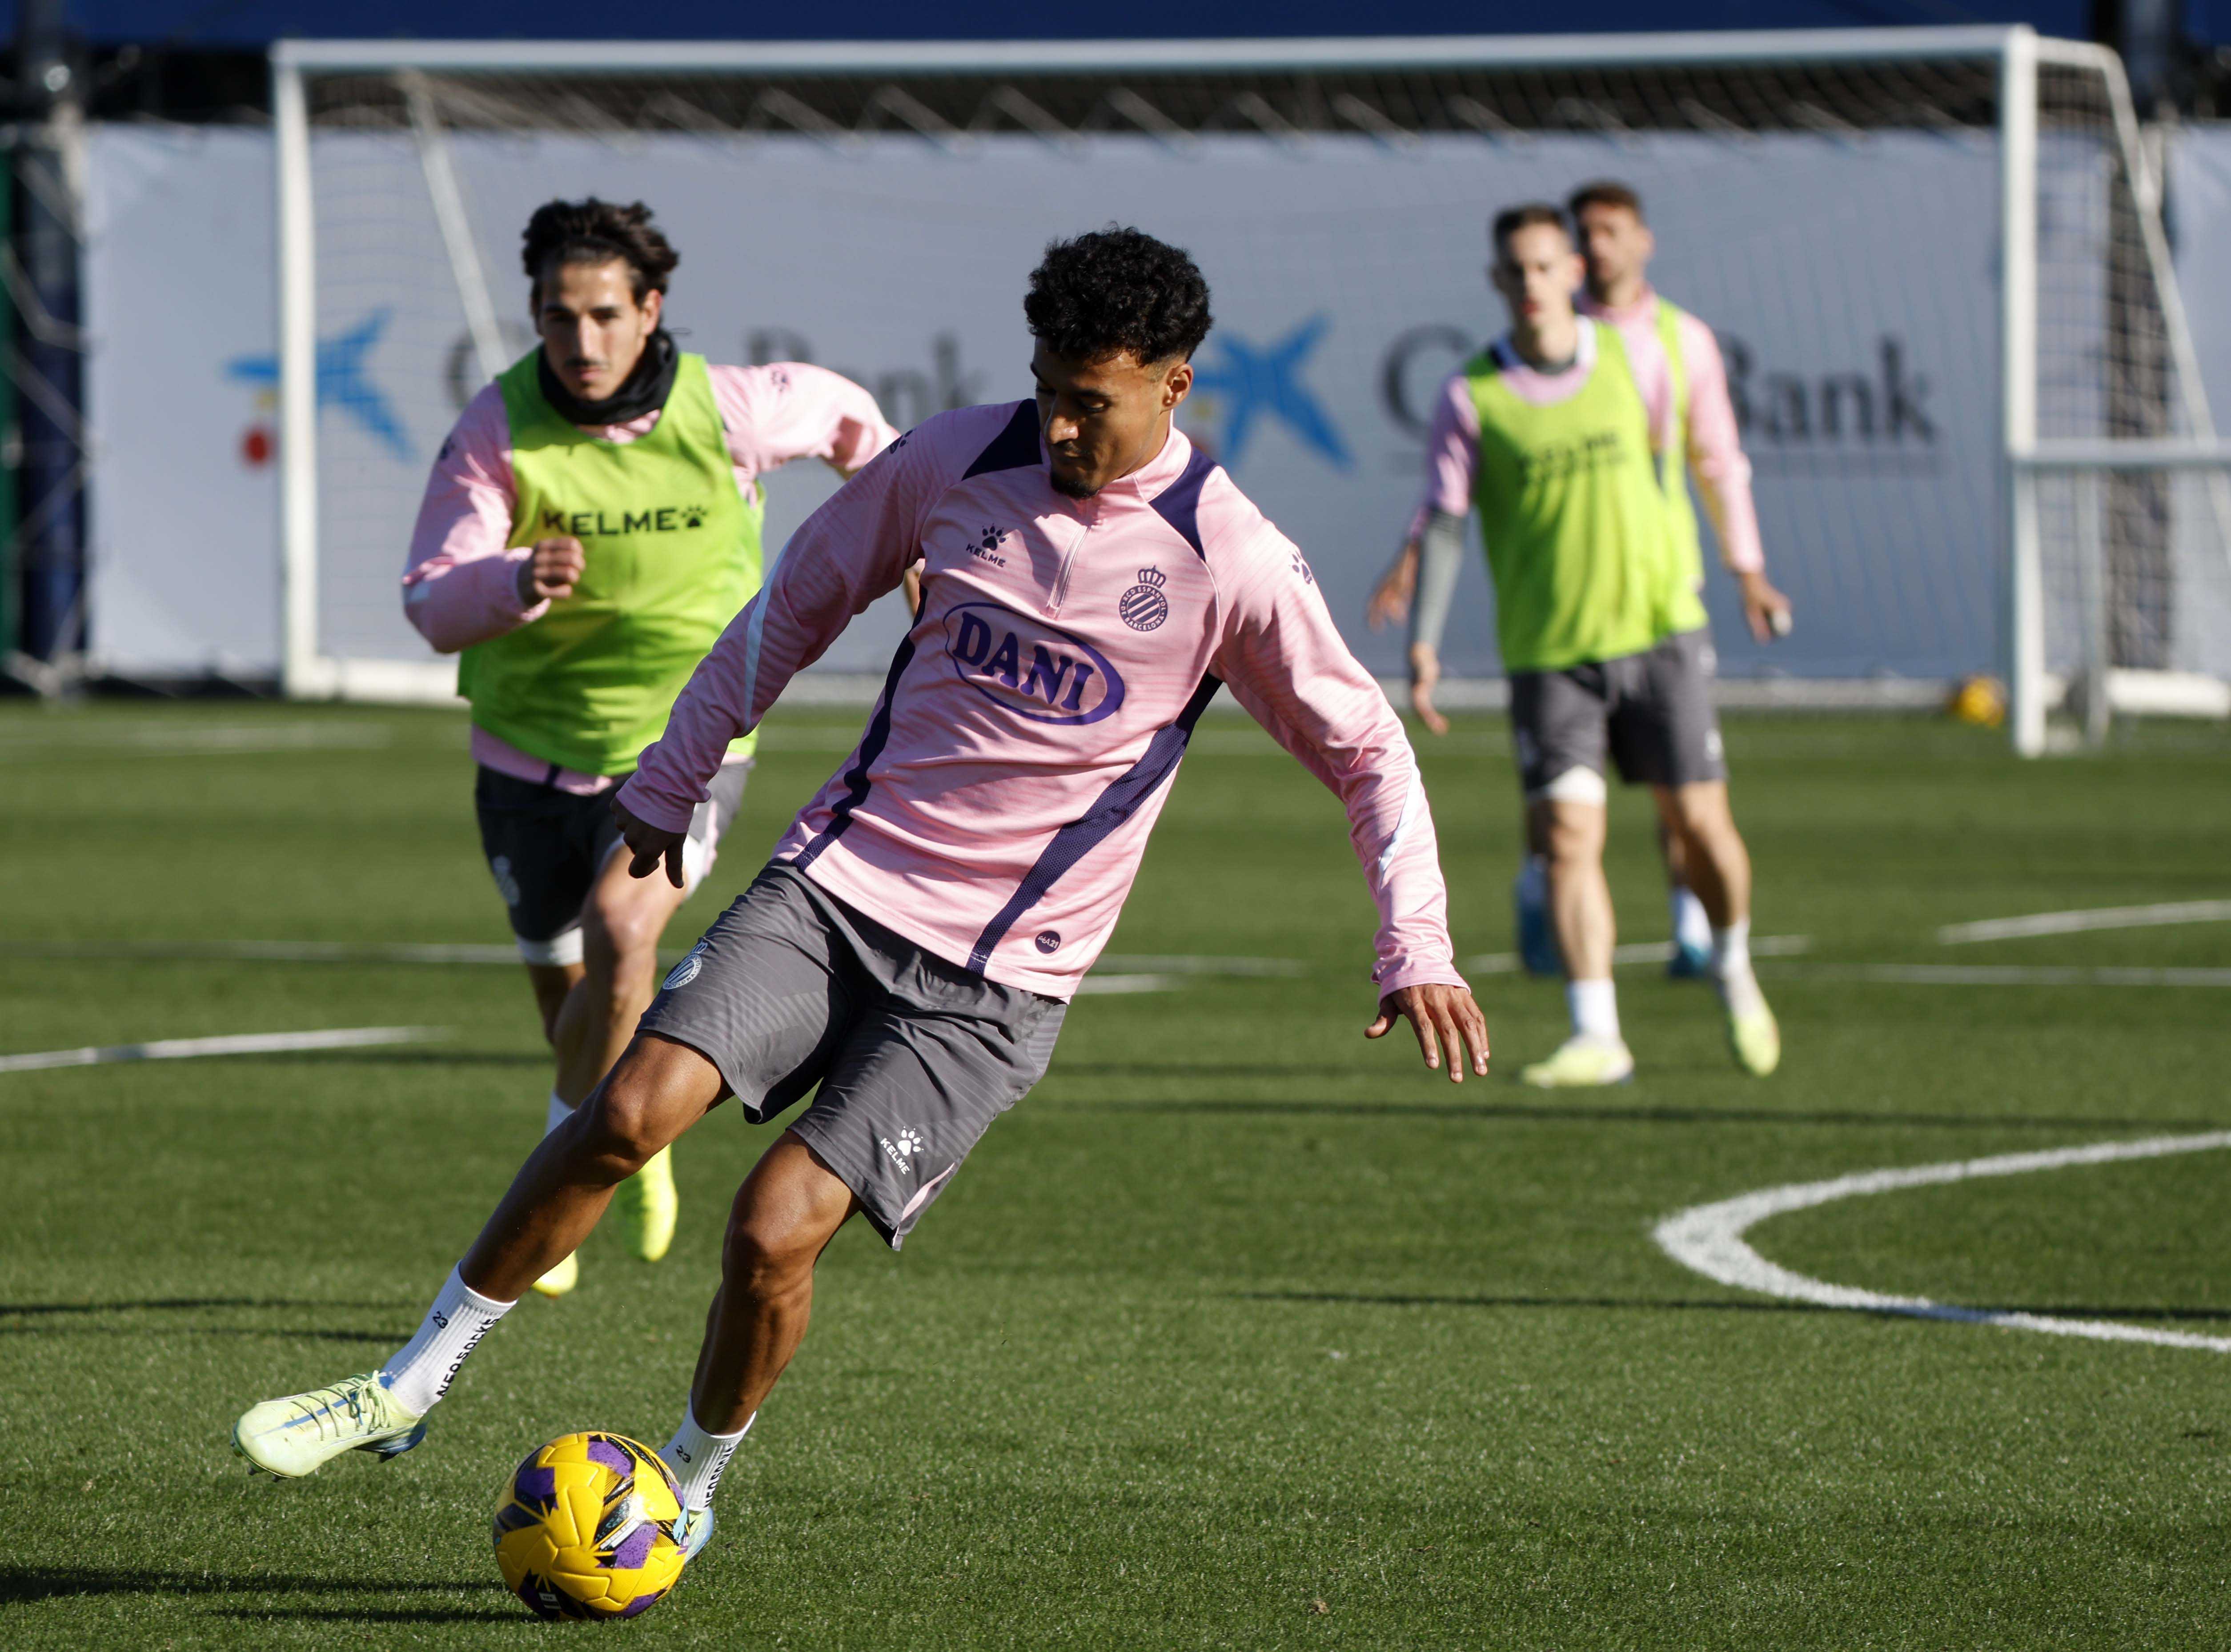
272, 29, 2230, 750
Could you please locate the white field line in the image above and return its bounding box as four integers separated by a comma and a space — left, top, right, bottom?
0, 938, 523, 966
0, 1026, 444, 1075
1462, 934, 1812, 974
0, 722, 394, 756
1072, 974, 1184, 995
1937, 899, 2231, 945
1095, 954, 1309, 977
1769, 963, 2231, 987
0, 939, 1303, 980
1654, 1134, 2231, 1354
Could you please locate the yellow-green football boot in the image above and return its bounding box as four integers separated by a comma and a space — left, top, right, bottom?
532, 1252, 579, 1297
1725, 997, 1782, 1076
1520, 1035, 1636, 1088
620, 1145, 678, 1263
232, 1371, 425, 1479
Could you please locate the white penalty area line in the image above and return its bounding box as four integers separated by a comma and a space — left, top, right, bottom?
1654, 1134, 2231, 1354
1937, 899, 2231, 945
0, 938, 523, 966
0, 940, 1302, 986
1462, 935, 1812, 975
0, 1026, 445, 1075
1767, 963, 2231, 987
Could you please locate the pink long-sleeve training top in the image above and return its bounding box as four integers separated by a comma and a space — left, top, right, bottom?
618, 401, 1467, 1002
401, 361, 897, 793
1414, 290, 1764, 574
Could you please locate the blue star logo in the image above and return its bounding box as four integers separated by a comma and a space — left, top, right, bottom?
226, 309, 410, 461
1190, 316, 1350, 471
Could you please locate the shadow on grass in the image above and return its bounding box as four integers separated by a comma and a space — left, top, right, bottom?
209, 1606, 518, 1624
1070, 1096, 2224, 1133
0, 1298, 415, 1317
1245, 1290, 2231, 1322
0, 1567, 501, 1605
0, 1298, 410, 1343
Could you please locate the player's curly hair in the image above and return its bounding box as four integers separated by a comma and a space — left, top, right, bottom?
1023, 227, 1212, 366
521, 198, 679, 304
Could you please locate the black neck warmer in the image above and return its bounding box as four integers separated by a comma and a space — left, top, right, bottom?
538, 327, 679, 427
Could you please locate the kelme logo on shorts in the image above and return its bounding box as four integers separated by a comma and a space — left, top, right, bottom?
942, 601, 1125, 726
662, 942, 708, 993
879, 1128, 927, 1172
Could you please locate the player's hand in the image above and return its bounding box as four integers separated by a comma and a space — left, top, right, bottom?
517, 536, 586, 608
1366, 981, 1490, 1083
1738, 569, 1793, 643
1366, 542, 1420, 631
1407, 642, 1449, 737
612, 795, 687, 889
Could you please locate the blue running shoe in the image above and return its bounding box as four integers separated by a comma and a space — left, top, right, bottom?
1513, 858, 1562, 978
1667, 938, 1713, 979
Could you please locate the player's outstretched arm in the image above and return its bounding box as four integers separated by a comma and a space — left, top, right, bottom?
1210, 512, 1485, 1075
1367, 981, 1491, 1082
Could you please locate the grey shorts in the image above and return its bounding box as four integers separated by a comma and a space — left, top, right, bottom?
475, 761, 750, 966
637, 865, 1067, 1249
1508, 627, 1727, 798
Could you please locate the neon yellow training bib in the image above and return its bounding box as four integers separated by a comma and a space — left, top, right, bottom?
459, 350, 763, 777
1466, 321, 1675, 674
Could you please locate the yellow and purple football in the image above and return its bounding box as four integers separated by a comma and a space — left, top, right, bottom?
492, 1431, 689, 1621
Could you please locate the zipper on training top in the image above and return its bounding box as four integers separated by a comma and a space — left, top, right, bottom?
1045, 500, 1097, 616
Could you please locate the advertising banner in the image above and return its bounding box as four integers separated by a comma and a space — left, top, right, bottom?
88, 124, 2008, 683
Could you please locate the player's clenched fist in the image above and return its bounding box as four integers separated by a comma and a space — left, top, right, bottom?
516, 535, 587, 606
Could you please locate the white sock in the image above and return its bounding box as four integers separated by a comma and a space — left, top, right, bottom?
546, 1092, 573, 1134
1567, 977, 1620, 1043
1712, 920, 1766, 1015
384, 1267, 514, 1416
1670, 884, 1712, 954
659, 1406, 754, 1511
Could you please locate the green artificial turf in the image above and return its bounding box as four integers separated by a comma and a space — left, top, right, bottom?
1, 699, 2227, 1649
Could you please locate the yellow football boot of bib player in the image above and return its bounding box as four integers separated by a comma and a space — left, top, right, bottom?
1520, 1034, 1636, 1088
618, 1145, 678, 1263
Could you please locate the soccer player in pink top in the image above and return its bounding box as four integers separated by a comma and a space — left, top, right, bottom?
397, 200, 894, 1299
233, 230, 1492, 1565
1569, 179, 1791, 980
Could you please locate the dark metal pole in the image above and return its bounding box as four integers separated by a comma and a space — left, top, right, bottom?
15, 0, 87, 672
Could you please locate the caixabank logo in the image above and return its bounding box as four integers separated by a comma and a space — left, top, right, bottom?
942, 602, 1125, 726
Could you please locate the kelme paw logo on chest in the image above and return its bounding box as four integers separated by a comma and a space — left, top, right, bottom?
681, 505, 708, 529
970, 525, 1012, 567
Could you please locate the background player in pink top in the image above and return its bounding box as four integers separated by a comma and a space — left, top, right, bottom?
399, 199, 895, 1296
233, 231, 1492, 1556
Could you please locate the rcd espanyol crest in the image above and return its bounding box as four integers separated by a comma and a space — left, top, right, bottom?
1119, 567, 1169, 632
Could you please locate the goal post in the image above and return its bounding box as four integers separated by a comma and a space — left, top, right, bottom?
269, 28, 2231, 751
